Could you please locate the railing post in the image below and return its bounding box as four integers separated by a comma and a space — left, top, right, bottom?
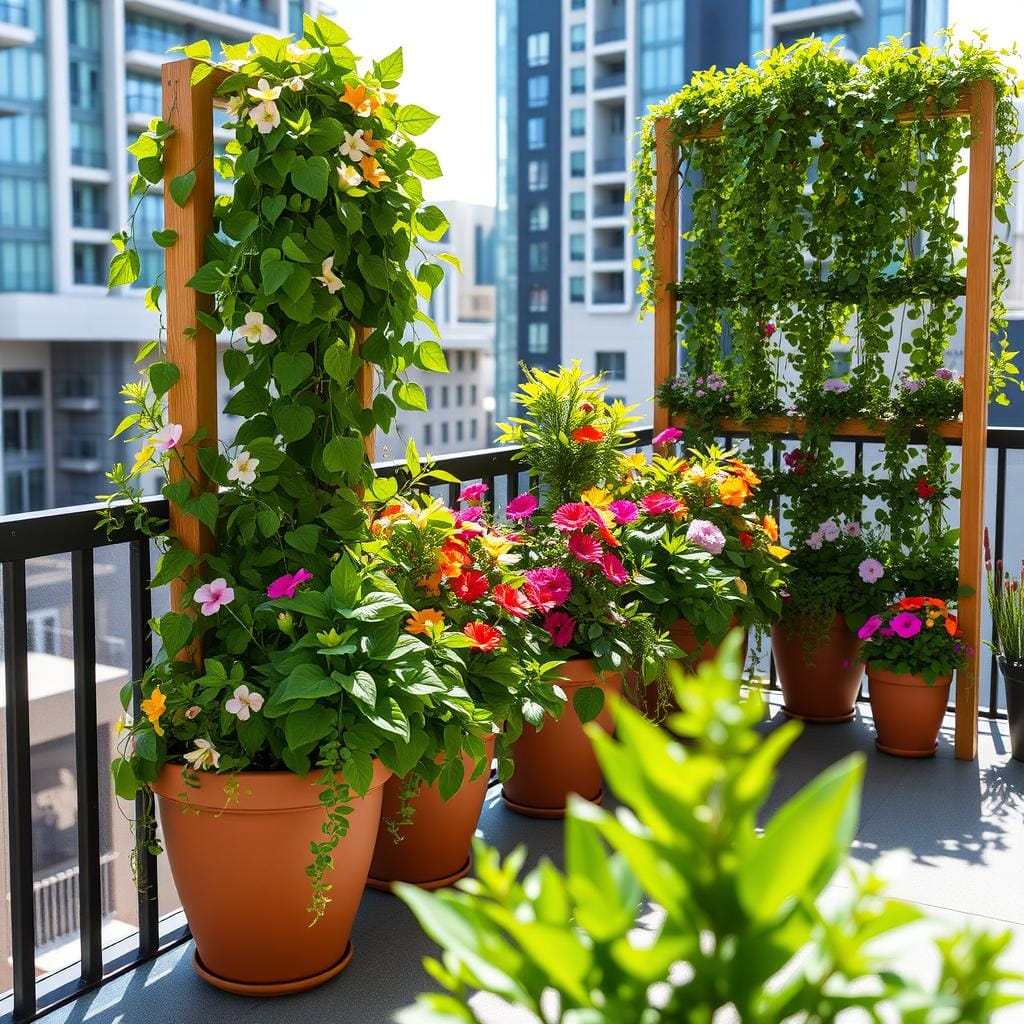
653, 117, 679, 439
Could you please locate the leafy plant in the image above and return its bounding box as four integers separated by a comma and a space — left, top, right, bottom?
858, 597, 968, 683
398, 642, 1022, 1022
985, 527, 1024, 663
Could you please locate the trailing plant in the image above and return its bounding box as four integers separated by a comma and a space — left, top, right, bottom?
858, 597, 968, 683
397, 644, 1023, 1022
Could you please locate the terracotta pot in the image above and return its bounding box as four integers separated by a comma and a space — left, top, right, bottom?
998, 657, 1024, 762
635, 618, 748, 720
772, 614, 865, 723
367, 734, 496, 891
867, 666, 952, 758
502, 659, 621, 818
152, 760, 391, 995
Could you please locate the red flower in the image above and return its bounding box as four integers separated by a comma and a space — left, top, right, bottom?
898, 596, 927, 611
551, 502, 593, 533
916, 478, 937, 499
450, 569, 489, 603
587, 506, 621, 548
462, 621, 504, 652
572, 426, 605, 444
543, 610, 575, 648
493, 583, 532, 619
579, 401, 595, 413
739, 531, 754, 550
568, 531, 603, 563
600, 552, 628, 585
640, 492, 682, 516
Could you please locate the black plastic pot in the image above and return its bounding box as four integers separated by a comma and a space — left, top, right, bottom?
997, 656, 1024, 762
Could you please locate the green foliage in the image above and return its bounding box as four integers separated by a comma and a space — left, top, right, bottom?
397, 644, 1024, 1022
986, 527, 1024, 662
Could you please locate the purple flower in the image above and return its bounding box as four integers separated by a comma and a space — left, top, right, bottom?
819, 519, 840, 542
707, 373, 726, 391
901, 378, 923, 393
858, 615, 882, 640
686, 519, 725, 555
824, 378, 851, 394
695, 389, 706, 398
608, 499, 638, 524
844, 522, 862, 537
858, 558, 884, 584
652, 427, 682, 445
891, 612, 922, 638
934, 367, 956, 380
805, 532, 823, 550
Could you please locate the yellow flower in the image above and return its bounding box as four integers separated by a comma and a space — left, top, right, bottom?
620, 452, 646, 473
115, 712, 133, 737
478, 532, 513, 560
140, 687, 166, 737
581, 486, 612, 509
734, 577, 748, 596
405, 608, 445, 637
768, 544, 790, 560
130, 446, 155, 478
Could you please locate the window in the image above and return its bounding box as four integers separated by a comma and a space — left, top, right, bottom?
69, 0, 102, 48
529, 284, 549, 312
570, 67, 586, 94
125, 73, 161, 115
527, 116, 546, 150
570, 276, 585, 302
570, 24, 586, 51
70, 118, 105, 167
528, 201, 549, 231
470, 384, 478, 405
456, 384, 464, 405
610, 106, 625, 134
423, 423, 433, 446
526, 31, 550, 67
470, 419, 478, 440
572, 0, 586, 8
527, 322, 549, 354
73, 243, 106, 285
570, 151, 585, 177
596, 351, 626, 380
441, 422, 450, 444
71, 182, 107, 229
0, 239, 52, 291
471, 352, 478, 371
456, 351, 465, 372
527, 159, 549, 191
424, 385, 434, 407
69, 58, 102, 112
26, 608, 59, 655
570, 192, 585, 220
456, 421, 464, 443
528, 241, 549, 272
570, 108, 585, 137
527, 74, 549, 108
569, 234, 585, 261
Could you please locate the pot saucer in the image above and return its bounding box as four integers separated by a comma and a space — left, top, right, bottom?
782, 704, 856, 723
500, 787, 604, 819
875, 739, 937, 758
365, 856, 472, 893
193, 942, 352, 996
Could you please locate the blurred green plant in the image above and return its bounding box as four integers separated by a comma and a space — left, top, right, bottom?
397, 635, 1023, 1023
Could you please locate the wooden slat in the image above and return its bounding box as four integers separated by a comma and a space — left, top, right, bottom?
355, 326, 375, 462
653, 117, 679, 438
955, 79, 996, 761
669, 413, 965, 441
163, 58, 218, 617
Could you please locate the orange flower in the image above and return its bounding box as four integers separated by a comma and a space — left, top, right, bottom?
945, 614, 958, 637
729, 460, 761, 487
719, 476, 751, 507
405, 608, 444, 636
462, 621, 504, 652
438, 541, 471, 579
361, 128, 386, 151
898, 597, 927, 611
340, 82, 379, 116
140, 686, 166, 738
762, 514, 779, 542
359, 156, 390, 187
417, 570, 442, 596
572, 426, 605, 444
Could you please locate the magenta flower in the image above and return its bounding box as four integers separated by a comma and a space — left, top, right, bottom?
600, 552, 629, 585
568, 531, 603, 563
506, 494, 539, 520
640, 492, 682, 516
459, 483, 488, 503
608, 499, 638, 524
266, 568, 314, 600
858, 558, 884, 584
652, 427, 682, 445
686, 519, 725, 555
194, 577, 234, 616
552, 502, 593, 533
457, 506, 484, 523
891, 612, 922, 638
857, 614, 882, 640
524, 566, 573, 611
543, 610, 575, 648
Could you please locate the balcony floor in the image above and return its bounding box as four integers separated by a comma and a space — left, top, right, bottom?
34, 698, 1024, 1024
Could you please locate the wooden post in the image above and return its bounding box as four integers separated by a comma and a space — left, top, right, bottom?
162, 58, 218, 612
356, 326, 375, 462
653, 117, 679, 438
955, 79, 996, 761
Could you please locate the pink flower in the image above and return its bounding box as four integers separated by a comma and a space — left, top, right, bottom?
608, 499, 638, 524
493, 583, 533, 619
857, 615, 882, 640
845, 522, 862, 537
524, 567, 572, 611
653, 427, 682, 445
858, 558, 884, 584
185, 705, 201, 720
266, 568, 314, 599
600, 552, 628, 585
543, 610, 575, 648
194, 577, 234, 616
640, 492, 682, 516
459, 483, 489, 503
152, 423, 183, 452
506, 494, 539, 520
568, 532, 603, 563
685, 519, 725, 555
552, 502, 593, 533
458, 506, 484, 523
891, 612, 922, 638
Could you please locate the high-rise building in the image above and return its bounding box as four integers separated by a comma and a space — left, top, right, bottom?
496, 0, 949, 419
0, 0, 332, 515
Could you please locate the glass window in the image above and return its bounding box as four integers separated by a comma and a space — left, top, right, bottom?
527, 116, 546, 150
572, 0, 586, 8
470, 384, 478, 405
570, 66, 586, 94
0, 176, 49, 231
456, 384, 464, 405
71, 182, 107, 229
423, 423, 433, 446
441, 385, 450, 408
596, 351, 626, 380
570, 24, 586, 51
570, 192, 585, 220
69, 0, 102, 48
527, 322, 549, 354
570, 151, 585, 177
70, 117, 105, 167
73, 243, 106, 285
570, 108, 585, 137
441, 422, 449, 444
528, 241, 549, 272
424, 385, 434, 407
570, 276, 585, 302
69, 57, 102, 111
526, 31, 550, 68
529, 284, 549, 312
527, 159, 549, 191
456, 420, 464, 443
527, 74, 549, 108
470, 419, 478, 440
0, 239, 51, 291
456, 351, 465, 371
0, 112, 48, 167
125, 73, 161, 115
528, 201, 549, 231
569, 234, 585, 261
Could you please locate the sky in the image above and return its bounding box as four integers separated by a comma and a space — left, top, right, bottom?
331, 0, 498, 208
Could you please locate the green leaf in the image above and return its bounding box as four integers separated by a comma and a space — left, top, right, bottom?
186, 262, 226, 294
375, 46, 403, 86
324, 343, 354, 383
337, 669, 377, 707
361, 254, 389, 291
144, 285, 161, 312
285, 705, 335, 752
112, 758, 139, 800
151, 544, 197, 588
323, 435, 364, 474
148, 361, 180, 398
306, 117, 345, 154
405, 436, 421, 476
272, 351, 314, 395
395, 381, 428, 411
284, 523, 321, 554
263, 664, 342, 717
344, 590, 409, 622
222, 209, 259, 241
273, 402, 315, 442
170, 170, 196, 208
413, 340, 449, 374
108, 250, 140, 289
259, 251, 292, 295
158, 611, 193, 659
291, 155, 330, 200
261, 194, 286, 224
182, 39, 211, 58
573, 685, 605, 724
344, 750, 374, 795
409, 148, 443, 179
151, 229, 178, 248
397, 104, 439, 136
416, 205, 449, 242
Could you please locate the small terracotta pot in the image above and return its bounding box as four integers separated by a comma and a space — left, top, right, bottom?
772, 614, 865, 723
367, 734, 496, 891
867, 666, 952, 758
152, 760, 391, 995
502, 659, 621, 818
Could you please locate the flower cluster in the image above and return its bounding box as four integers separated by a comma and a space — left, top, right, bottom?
858, 597, 968, 684
891, 368, 965, 424
655, 366, 784, 423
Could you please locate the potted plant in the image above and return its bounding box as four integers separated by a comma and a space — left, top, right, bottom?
361, 460, 565, 888
985, 528, 1024, 761
104, 19, 480, 993
859, 598, 968, 757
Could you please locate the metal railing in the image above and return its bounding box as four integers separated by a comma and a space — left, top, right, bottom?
593, 245, 625, 262
71, 210, 109, 230
594, 23, 626, 44
593, 155, 626, 174
593, 71, 626, 90
34, 855, 117, 950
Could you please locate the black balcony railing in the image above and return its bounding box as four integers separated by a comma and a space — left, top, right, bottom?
593, 71, 626, 90
594, 22, 625, 44
1, 424, 1018, 1021
0, 2, 28, 27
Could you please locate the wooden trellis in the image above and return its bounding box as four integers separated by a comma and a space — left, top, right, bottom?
651, 80, 997, 761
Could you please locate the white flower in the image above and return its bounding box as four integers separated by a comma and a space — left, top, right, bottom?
246, 77, 281, 102
251, 101, 280, 135
286, 76, 305, 92
315, 255, 343, 294
337, 164, 362, 190
225, 685, 265, 722
238, 310, 277, 346
340, 129, 372, 160
183, 738, 220, 771
151, 423, 182, 452
227, 451, 259, 486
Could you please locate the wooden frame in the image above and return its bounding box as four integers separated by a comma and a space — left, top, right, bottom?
160, 58, 375, 606
652, 81, 997, 761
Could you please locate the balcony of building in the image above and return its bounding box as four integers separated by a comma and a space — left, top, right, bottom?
0, 2, 33, 49
592, 53, 626, 94
591, 225, 626, 265
123, 0, 280, 39
591, 183, 627, 221
770, 0, 864, 32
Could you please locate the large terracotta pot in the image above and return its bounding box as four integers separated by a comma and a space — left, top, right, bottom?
501, 659, 621, 818
772, 614, 865, 723
152, 760, 391, 995
367, 734, 496, 891
867, 666, 952, 758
